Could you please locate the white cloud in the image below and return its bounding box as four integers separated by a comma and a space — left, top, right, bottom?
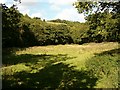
50, 4, 61, 11
0, 0, 13, 7
18, 0, 39, 6
0, 0, 7, 3
1, 0, 85, 22
29, 0, 77, 5
54, 8, 85, 22
48, 0, 77, 6
30, 12, 42, 18
16, 0, 39, 16
18, 5, 30, 15
13, 0, 46, 19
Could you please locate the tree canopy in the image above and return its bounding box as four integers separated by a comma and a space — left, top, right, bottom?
74, 1, 120, 15
74, 1, 120, 42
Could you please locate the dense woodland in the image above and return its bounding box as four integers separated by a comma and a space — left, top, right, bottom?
1, 1, 120, 48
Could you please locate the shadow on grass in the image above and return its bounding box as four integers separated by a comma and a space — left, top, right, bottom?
2, 53, 73, 66
2, 47, 27, 65
2, 48, 98, 89
2, 47, 26, 55
95, 48, 120, 56
3, 62, 98, 89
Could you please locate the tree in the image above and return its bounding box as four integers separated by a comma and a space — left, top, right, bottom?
2, 4, 22, 47
73, 1, 120, 42
74, 1, 120, 15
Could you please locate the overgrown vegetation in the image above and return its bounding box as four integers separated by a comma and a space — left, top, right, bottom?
86, 48, 119, 88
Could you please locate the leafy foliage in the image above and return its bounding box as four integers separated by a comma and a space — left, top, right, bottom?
2, 1, 120, 48
2, 4, 21, 47
86, 12, 120, 42
2, 4, 89, 47
49, 19, 89, 44
74, 1, 120, 14
74, 1, 120, 43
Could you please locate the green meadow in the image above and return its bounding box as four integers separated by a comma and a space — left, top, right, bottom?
2, 42, 119, 88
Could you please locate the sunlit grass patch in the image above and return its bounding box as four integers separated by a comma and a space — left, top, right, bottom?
2, 42, 119, 88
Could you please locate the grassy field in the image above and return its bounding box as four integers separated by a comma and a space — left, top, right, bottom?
2, 42, 119, 88
46, 21, 67, 25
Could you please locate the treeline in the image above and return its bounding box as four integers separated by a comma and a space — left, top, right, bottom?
2, 4, 119, 48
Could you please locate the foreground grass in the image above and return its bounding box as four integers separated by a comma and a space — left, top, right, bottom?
2, 42, 119, 88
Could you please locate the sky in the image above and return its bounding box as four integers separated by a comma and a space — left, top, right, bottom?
0, 0, 86, 22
